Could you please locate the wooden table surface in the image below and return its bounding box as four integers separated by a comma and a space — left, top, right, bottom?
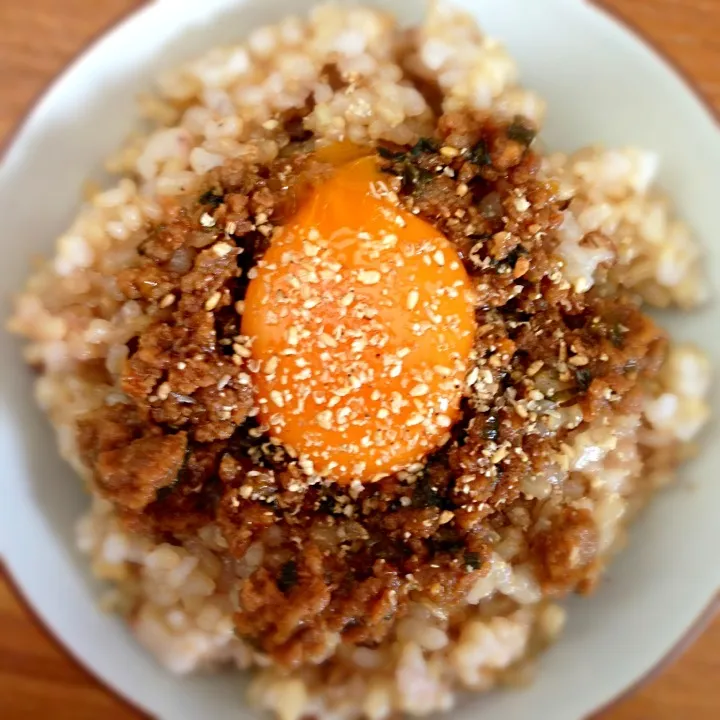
0, 0, 718, 718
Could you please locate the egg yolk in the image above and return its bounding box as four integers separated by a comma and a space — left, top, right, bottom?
241, 155, 476, 483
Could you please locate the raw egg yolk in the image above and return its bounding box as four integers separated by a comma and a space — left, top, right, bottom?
242, 155, 476, 483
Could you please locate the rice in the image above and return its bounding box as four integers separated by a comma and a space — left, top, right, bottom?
7, 2, 711, 719
543, 147, 706, 307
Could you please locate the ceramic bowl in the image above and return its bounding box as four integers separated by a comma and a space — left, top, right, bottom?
0, 1, 718, 718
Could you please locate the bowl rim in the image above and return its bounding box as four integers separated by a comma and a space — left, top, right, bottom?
0, 1, 718, 719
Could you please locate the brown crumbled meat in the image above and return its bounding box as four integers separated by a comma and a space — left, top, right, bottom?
77, 403, 145, 460
75, 114, 667, 668
95, 432, 188, 511
120, 442, 225, 537
224, 468, 488, 668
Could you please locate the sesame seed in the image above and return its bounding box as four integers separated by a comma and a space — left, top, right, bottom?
433, 250, 445, 266
406, 413, 425, 427
439, 510, 454, 524
225, 221, 237, 235
270, 390, 285, 408
514, 196, 530, 213
410, 383, 429, 397
264, 357, 279, 375
377, 408, 390, 420
340, 292, 355, 307
440, 145, 460, 158
406, 290, 419, 310
316, 410, 333, 430
436, 414, 452, 428
177, 362, 187, 370
287, 327, 299, 346
358, 269, 381, 285
569, 355, 590, 367
527, 360, 544, 376
307, 228, 320, 241
159, 293, 176, 308
457, 183, 469, 197
239, 485, 252, 499
262, 119, 279, 130
200, 212, 215, 227
156, 382, 171, 401
466, 367, 480, 386
320, 333, 337, 348
303, 242, 319, 257
205, 292, 221, 311
213, 241, 233, 257
491, 447, 509, 464
574, 277, 591, 293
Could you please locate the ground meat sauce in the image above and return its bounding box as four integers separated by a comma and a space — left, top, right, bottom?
77, 113, 666, 668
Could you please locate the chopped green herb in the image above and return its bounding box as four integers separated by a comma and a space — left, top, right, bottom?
377, 146, 407, 161
410, 137, 439, 156
277, 560, 298, 593
199, 189, 224, 208
469, 139, 491, 166
575, 368, 593, 392
402, 164, 434, 194
504, 244, 529, 268
507, 117, 537, 147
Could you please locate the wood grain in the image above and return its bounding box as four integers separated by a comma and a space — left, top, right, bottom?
0, 0, 718, 718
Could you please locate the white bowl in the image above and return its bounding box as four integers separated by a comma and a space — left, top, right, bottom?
0, 1, 718, 718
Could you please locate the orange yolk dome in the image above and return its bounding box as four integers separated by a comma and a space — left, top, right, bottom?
241, 155, 477, 483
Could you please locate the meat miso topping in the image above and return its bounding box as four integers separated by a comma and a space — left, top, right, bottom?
77, 112, 666, 667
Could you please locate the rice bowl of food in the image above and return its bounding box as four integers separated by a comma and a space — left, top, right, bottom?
0, 1, 718, 719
